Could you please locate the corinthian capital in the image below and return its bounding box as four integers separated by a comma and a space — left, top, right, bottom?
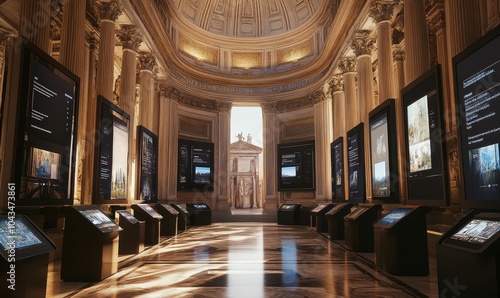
369, 0, 398, 23
351, 30, 375, 57
339, 57, 357, 74
138, 52, 157, 72
97, 0, 123, 22
117, 24, 142, 51
330, 75, 344, 93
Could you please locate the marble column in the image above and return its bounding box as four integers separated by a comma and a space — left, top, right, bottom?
0, 29, 14, 113
261, 102, 278, 212
96, 1, 122, 101
165, 91, 179, 201
138, 53, 156, 132
157, 83, 170, 201
352, 30, 375, 200
369, 0, 398, 101
59, 0, 87, 203
117, 24, 142, 201
393, 47, 407, 203
331, 75, 345, 140
339, 57, 358, 131
404, 0, 431, 83
217, 103, 232, 211
479, 0, 500, 32
19, 0, 51, 52
315, 89, 333, 201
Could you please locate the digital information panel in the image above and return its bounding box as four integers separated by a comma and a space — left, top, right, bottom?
78, 209, 122, 233
178, 139, 214, 191
278, 141, 315, 191
376, 208, 413, 227
347, 124, 365, 202
370, 112, 391, 197
331, 137, 345, 200
138, 126, 158, 202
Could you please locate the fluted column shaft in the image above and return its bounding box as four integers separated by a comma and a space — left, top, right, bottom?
340, 57, 358, 131
404, 0, 431, 83
393, 47, 407, 202
445, 0, 482, 58
167, 98, 179, 200
331, 75, 345, 140
157, 85, 169, 201
60, 0, 87, 203
218, 109, 231, 211
139, 69, 155, 130
20, 0, 51, 52
262, 103, 278, 211
314, 95, 333, 200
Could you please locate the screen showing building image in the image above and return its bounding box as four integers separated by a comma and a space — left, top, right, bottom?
370, 112, 391, 197
111, 119, 128, 199
377, 208, 413, 226
450, 219, 500, 244
407, 95, 432, 173
29, 148, 61, 180
194, 166, 211, 184
281, 166, 297, 178
468, 144, 500, 199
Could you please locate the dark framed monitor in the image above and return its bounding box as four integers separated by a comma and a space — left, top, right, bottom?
346, 123, 365, 203
137, 126, 158, 203
277, 140, 315, 191
444, 213, 500, 251
94, 96, 130, 204
369, 99, 399, 202
178, 139, 214, 191
375, 207, 413, 227
331, 137, 345, 200
12, 38, 79, 205
0, 215, 56, 261
402, 65, 449, 206
453, 25, 500, 210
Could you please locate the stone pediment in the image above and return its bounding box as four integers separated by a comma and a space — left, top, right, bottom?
230, 140, 263, 153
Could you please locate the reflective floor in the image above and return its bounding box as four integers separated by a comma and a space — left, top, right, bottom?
47, 223, 437, 297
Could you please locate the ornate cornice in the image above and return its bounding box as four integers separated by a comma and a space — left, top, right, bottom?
275, 91, 321, 113
339, 57, 357, 74
369, 0, 398, 23
261, 102, 277, 113
163, 85, 232, 112
117, 24, 142, 51
96, 0, 123, 22
351, 30, 375, 57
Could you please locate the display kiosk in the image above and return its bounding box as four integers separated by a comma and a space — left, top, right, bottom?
373, 206, 431, 275
186, 203, 212, 225
131, 204, 163, 245
344, 204, 382, 252
171, 204, 189, 232
325, 202, 354, 240
436, 212, 500, 297
116, 210, 145, 255
0, 215, 56, 298
277, 204, 302, 225
310, 204, 335, 233
155, 204, 179, 236
61, 206, 122, 281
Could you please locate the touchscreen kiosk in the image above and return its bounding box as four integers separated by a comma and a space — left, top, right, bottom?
310, 204, 335, 233
61, 206, 122, 281
186, 203, 212, 225
373, 206, 431, 275
325, 203, 354, 240
277, 204, 302, 225
344, 204, 382, 252
171, 204, 189, 232
155, 204, 179, 236
437, 212, 500, 297
116, 210, 145, 255
0, 215, 56, 298
131, 204, 163, 245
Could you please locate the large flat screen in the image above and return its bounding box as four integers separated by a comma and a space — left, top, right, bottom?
13, 39, 79, 205
178, 139, 214, 191
0, 216, 55, 261
94, 97, 130, 203
454, 25, 500, 210
347, 123, 365, 203
376, 208, 413, 227
277, 141, 315, 191
331, 137, 345, 200
402, 65, 448, 206
138, 126, 158, 202
369, 99, 399, 202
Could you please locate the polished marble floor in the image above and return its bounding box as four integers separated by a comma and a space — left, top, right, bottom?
47, 223, 437, 297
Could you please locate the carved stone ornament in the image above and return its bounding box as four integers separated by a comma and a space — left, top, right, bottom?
163, 85, 232, 112
117, 24, 142, 51
261, 102, 277, 113
369, 0, 398, 23
392, 49, 405, 61
351, 30, 374, 57
339, 57, 357, 74
138, 52, 156, 71
96, 0, 123, 22
331, 75, 344, 93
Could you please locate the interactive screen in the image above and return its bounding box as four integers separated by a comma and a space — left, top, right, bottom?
326, 203, 347, 215
331, 137, 345, 200
95, 97, 130, 203
347, 123, 365, 202
376, 208, 413, 227
136, 204, 163, 218
345, 206, 369, 219
279, 204, 298, 210
450, 219, 500, 245
311, 204, 328, 213
178, 139, 214, 191
138, 126, 158, 202
278, 141, 315, 191
116, 210, 140, 224
193, 204, 209, 210
79, 209, 121, 232
15, 39, 79, 205
0, 218, 42, 249
454, 26, 500, 209
402, 65, 448, 205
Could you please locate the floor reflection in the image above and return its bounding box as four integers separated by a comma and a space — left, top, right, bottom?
47, 223, 437, 297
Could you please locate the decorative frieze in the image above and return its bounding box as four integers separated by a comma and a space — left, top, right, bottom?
163, 85, 232, 112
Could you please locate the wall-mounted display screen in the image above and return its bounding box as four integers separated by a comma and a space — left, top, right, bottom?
95, 97, 130, 203
376, 208, 413, 227
454, 25, 500, 210
347, 123, 365, 203
13, 39, 79, 205
178, 139, 214, 191
331, 137, 345, 200
277, 141, 315, 191
138, 126, 158, 202
402, 65, 448, 206
0, 216, 55, 261
369, 99, 399, 202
